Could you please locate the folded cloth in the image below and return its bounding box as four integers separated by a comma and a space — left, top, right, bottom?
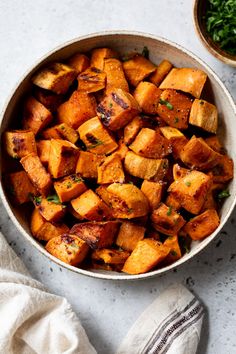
116, 284, 204, 354
0, 231, 204, 354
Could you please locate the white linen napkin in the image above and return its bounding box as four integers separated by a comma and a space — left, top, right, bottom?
0, 231, 204, 354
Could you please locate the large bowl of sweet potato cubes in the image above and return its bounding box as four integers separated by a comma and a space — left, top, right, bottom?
1, 32, 235, 279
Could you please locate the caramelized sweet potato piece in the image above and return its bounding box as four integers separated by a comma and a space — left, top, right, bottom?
70, 221, 120, 249
123, 116, 144, 145
90, 47, 118, 70
159, 126, 188, 160
205, 136, 224, 154
183, 209, 220, 240
20, 153, 52, 195
32, 63, 77, 94
48, 139, 79, 178
116, 221, 145, 251
97, 88, 140, 131
123, 55, 156, 87
180, 136, 221, 170
56, 123, 79, 144
168, 170, 212, 214
163, 235, 181, 264
96, 183, 149, 219
41, 126, 62, 139
77, 116, 118, 154
5, 130, 37, 158
8, 171, 37, 204
34, 196, 65, 222
165, 193, 181, 211
78, 67, 106, 93
157, 89, 192, 130
46, 234, 89, 265
92, 249, 130, 265
133, 82, 162, 115
122, 239, 170, 274
149, 59, 173, 86
36, 140, 51, 166
125, 151, 168, 181
172, 164, 189, 180
141, 180, 163, 210
34, 87, 63, 112
104, 58, 129, 92
97, 154, 125, 184
111, 140, 129, 160
54, 174, 87, 202
71, 189, 111, 221
159, 68, 207, 98
31, 208, 69, 241
57, 90, 97, 129
129, 128, 171, 158
210, 155, 234, 183
151, 203, 186, 236
76, 151, 105, 179
189, 99, 218, 133
67, 53, 90, 74
22, 97, 53, 135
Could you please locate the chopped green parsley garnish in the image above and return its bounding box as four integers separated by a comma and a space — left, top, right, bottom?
217, 189, 230, 199
167, 206, 172, 216
185, 181, 191, 187
159, 98, 173, 110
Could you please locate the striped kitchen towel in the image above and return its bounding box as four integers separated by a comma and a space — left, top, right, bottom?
116, 284, 204, 354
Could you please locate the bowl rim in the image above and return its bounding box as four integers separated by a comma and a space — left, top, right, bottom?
1, 30, 236, 281
193, 0, 236, 67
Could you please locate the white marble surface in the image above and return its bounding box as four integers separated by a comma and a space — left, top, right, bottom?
0, 1, 236, 353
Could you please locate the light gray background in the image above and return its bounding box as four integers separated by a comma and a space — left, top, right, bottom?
0, 1, 236, 353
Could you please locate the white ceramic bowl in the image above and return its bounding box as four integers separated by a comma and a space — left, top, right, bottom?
1, 31, 236, 280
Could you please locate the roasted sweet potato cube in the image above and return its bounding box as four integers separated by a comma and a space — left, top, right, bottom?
20, 153, 52, 195
92, 249, 130, 265
128, 153, 159, 183
97, 183, 149, 219
123, 55, 156, 87
168, 170, 212, 214
77, 116, 118, 154
78, 67, 106, 93
36, 140, 51, 166
141, 180, 163, 210
31, 208, 69, 241
180, 136, 221, 170
97, 88, 140, 131
56, 123, 79, 144
201, 181, 219, 211
125, 151, 168, 181
71, 189, 111, 221
112, 140, 129, 160
97, 154, 125, 184
129, 128, 171, 158
189, 99, 218, 133
8, 171, 37, 204
116, 221, 145, 251
133, 82, 162, 115
22, 97, 53, 135
150, 59, 173, 86
90, 47, 118, 70
76, 151, 105, 179
48, 139, 79, 178
41, 126, 62, 139
172, 164, 189, 180
165, 193, 181, 211
151, 203, 186, 236
159, 126, 188, 159
57, 90, 97, 129
122, 239, 170, 274
32, 63, 77, 94
34, 87, 63, 112
46, 234, 89, 265
163, 235, 181, 264
205, 136, 224, 154
157, 89, 192, 130
159, 68, 207, 98
104, 58, 129, 92
34, 196, 65, 222
70, 221, 120, 249
5, 129, 37, 158
124, 116, 144, 145
183, 209, 220, 240
67, 53, 90, 74
210, 155, 234, 183
54, 174, 87, 203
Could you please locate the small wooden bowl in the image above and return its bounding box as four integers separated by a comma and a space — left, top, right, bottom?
193, 0, 236, 67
